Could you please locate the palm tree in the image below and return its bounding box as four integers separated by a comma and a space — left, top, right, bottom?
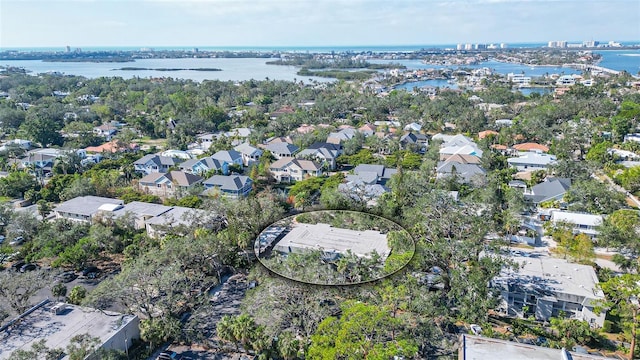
278, 331, 300, 360
232, 314, 257, 350
216, 315, 238, 350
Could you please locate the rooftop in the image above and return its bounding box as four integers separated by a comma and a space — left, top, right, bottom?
494, 255, 604, 302
459, 335, 607, 360
0, 301, 138, 360
274, 223, 390, 259
53, 196, 124, 217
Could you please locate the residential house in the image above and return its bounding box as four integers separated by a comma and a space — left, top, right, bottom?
512, 142, 550, 153
349, 164, 397, 185
144, 206, 212, 238
179, 156, 223, 175
234, 142, 263, 166
436, 161, 486, 183
507, 152, 557, 171
264, 143, 299, 160
550, 210, 603, 238
0, 139, 31, 151
110, 201, 173, 230
269, 105, 295, 120
494, 119, 514, 127
339, 164, 396, 205
138, 171, 203, 198
53, 196, 124, 223
269, 157, 322, 183
327, 128, 358, 144
358, 124, 377, 137
196, 133, 218, 150
478, 130, 499, 139
493, 255, 605, 327
435, 133, 484, 158
399, 132, 428, 153
210, 150, 243, 169
296, 142, 342, 170
93, 123, 118, 139
439, 153, 482, 164
85, 140, 139, 154
524, 178, 571, 205
160, 149, 193, 160
133, 154, 181, 175
403, 122, 422, 132
202, 174, 253, 198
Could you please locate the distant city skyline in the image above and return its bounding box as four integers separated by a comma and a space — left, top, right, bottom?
1, 0, 639, 48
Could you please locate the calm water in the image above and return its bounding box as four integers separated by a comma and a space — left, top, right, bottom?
1, 50, 636, 82
395, 79, 458, 91
0, 58, 332, 83
594, 50, 640, 75
371, 59, 580, 77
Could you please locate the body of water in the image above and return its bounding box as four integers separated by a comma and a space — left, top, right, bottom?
372, 59, 581, 77
0, 58, 332, 83
594, 49, 640, 75
395, 79, 458, 91
1, 50, 636, 82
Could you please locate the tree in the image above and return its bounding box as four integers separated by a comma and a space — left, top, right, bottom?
308, 300, 418, 359
140, 317, 182, 350
597, 274, 640, 360
68, 285, 87, 305
6, 210, 40, 242
66, 334, 101, 360
217, 315, 239, 350
549, 317, 598, 350
0, 171, 37, 198
0, 269, 51, 314
52, 283, 67, 301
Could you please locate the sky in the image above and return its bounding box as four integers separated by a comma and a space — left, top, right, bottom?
1, 0, 639, 48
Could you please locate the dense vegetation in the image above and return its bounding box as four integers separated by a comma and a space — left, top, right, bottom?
0, 61, 639, 359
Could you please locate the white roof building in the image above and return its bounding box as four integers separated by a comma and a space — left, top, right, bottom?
0, 301, 139, 359
550, 210, 604, 238
274, 223, 391, 260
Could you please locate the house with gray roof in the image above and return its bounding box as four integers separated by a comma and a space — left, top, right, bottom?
144, 206, 212, 238
179, 156, 223, 175
210, 150, 243, 168
265, 143, 299, 159
234, 142, 263, 166
399, 132, 428, 153
436, 161, 486, 183
269, 157, 322, 183
493, 255, 605, 327
524, 178, 571, 205
349, 164, 397, 185
133, 154, 182, 175
507, 152, 557, 172
202, 175, 253, 198
138, 170, 203, 198
297, 143, 342, 170
327, 128, 358, 144
109, 201, 173, 230
53, 196, 124, 223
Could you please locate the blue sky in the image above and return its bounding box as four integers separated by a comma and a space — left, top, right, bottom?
1, 0, 639, 48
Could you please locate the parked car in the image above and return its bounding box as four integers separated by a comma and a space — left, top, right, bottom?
0, 235, 5, 244
19, 263, 38, 272
9, 236, 24, 246
81, 266, 100, 279
157, 351, 182, 360
11, 261, 26, 272
56, 271, 77, 283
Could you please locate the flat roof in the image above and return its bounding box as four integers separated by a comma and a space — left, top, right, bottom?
111, 201, 173, 218
460, 335, 607, 360
274, 223, 390, 259
0, 302, 138, 359
53, 196, 124, 217
495, 256, 604, 301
